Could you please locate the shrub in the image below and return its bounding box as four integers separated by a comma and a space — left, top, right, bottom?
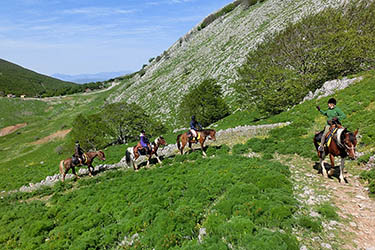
317, 203, 339, 220
178, 79, 231, 127
298, 217, 322, 233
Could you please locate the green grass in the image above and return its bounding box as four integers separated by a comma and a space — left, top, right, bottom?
0, 79, 126, 191
0, 149, 299, 249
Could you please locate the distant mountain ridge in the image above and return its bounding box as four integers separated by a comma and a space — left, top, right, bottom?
52, 71, 131, 84
0, 58, 76, 97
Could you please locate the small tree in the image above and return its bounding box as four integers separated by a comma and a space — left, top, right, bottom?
69, 113, 108, 151
178, 79, 231, 127
101, 102, 166, 145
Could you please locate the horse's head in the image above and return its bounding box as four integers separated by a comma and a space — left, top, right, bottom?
343, 129, 358, 160
156, 136, 167, 146
207, 129, 216, 141
98, 150, 106, 161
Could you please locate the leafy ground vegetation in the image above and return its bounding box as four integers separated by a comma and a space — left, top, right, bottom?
0, 148, 306, 249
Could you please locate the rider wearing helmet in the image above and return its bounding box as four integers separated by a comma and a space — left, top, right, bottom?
140, 130, 152, 154
316, 98, 346, 151
189, 115, 202, 142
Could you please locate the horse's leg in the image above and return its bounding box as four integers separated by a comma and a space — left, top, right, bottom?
146, 154, 151, 168
200, 141, 207, 157
155, 152, 162, 164
181, 139, 186, 155
339, 157, 345, 183
328, 154, 335, 177
320, 152, 328, 177
72, 167, 80, 180
87, 163, 93, 177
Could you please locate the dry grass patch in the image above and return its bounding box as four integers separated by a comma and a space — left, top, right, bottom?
0, 123, 27, 137
31, 129, 71, 145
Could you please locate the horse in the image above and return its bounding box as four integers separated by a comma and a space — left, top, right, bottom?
313, 125, 358, 183
59, 150, 106, 182
176, 129, 216, 157
125, 136, 167, 171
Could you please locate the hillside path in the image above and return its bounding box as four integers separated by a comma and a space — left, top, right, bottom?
279, 155, 375, 250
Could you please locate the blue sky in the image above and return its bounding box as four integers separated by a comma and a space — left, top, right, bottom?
0, 0, 233, 75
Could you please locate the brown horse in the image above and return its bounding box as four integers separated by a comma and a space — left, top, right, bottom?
176, 129, 216, 157
125, 136, 167, 171
313, 126, 358, 183
59, 150, 106, 182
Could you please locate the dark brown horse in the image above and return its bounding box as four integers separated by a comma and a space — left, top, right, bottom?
176, 129, 216, 157
313, 126, 358, 183
59, 150, 106, 182
125, 136, 167, 171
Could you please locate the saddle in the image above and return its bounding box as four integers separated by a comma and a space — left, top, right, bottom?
325, 125, 345, 147
72, 153, 87, 165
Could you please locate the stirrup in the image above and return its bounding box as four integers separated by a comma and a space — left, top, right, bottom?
318, 145, 324, 151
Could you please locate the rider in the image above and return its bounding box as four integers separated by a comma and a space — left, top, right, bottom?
140, 130, 152, 154
316, 98, 346, 151
73, 140, 84, 165
189, 115, 202, 142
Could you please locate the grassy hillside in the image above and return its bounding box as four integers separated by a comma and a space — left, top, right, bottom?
0, 80, 125, 191
1, 72, 374, 248
108, 0, 347, 125
0, 59, 78, 97
1, 0, 375, 248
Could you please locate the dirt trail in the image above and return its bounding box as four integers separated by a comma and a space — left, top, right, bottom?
279, 154, 375, 250
330, 172, 375, 250
0, 123, 27, 136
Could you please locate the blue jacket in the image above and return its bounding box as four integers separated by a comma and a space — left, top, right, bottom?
190, 120, 202, 130
140, 134, 149, 148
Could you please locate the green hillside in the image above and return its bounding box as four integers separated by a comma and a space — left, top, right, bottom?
1, 0, 375, 248
0, 58, 77, 97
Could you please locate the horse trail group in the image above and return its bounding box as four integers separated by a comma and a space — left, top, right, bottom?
8, 77, 366, 194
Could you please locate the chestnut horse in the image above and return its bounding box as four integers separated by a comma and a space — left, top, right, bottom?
313, 126, 358, 183
176, 129, 216, 157
59, 150, 106, 182
125, 136, 167, 171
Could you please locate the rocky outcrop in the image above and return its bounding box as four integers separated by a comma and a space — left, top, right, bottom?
302, 76, 364, 103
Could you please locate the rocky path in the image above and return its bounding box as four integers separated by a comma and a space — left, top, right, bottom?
278, 154, 375, 250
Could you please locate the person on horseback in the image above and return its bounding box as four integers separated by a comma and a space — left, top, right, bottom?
189, 115, 202, 142
140, 130, 152, 154
316, 98, 346, 151
73, 141, 84, 165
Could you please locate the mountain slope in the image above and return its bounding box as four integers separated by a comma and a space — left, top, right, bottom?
109, 0, 346, 124
0, 58, 77, 97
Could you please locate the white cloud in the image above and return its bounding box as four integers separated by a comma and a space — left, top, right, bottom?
62, 7, 136, 17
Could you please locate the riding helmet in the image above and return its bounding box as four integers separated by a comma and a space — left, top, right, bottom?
328, 98, 336, 105
191, 115, 196, 120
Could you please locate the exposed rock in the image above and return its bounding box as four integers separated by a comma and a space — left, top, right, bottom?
302, 77, 363, 103
198, 227, 206, 243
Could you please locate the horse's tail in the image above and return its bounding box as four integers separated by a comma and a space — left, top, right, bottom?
59, 160, 64, 175
176, 134, 182, 151
125, 148, 132, 166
